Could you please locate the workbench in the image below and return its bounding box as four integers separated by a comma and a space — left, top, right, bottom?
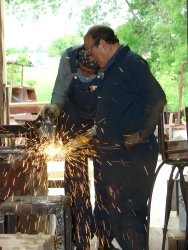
0, 195, 72, 250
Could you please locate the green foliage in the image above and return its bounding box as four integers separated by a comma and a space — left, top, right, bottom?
6, 54, 37, 87
48, 34, 82, 57
77, 0, 128, 36
26, 79, 37, 87
6, 48, 17, 55
5, 0, 187, 111
116, 21, 144, 54
17, 54, 33, 67
116, 0, 187, 112
7, 64, 22, 86
5, 0, 65, 21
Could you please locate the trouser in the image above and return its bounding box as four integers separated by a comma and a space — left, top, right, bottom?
64, 156, 95, 248
57, 112, 97, 247
99, 139, 158, 250
93, 157, 114, 244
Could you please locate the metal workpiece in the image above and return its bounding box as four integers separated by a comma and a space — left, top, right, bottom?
39, 114, 57, 142
55, 205, 72, 250
39, 121, 57, 141
0, 195, 72, 250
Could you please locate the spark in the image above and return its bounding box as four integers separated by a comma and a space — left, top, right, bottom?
0, 123, 100, 239
144, 165, 149, 175
123, 233, 126, 241
40, 141, 64, 161
112, 202, 116, 209
127, 232, 130, 240
112, 97, 120, 104
107, 161, 112, 166
144, 223, 147, 232
101, 128, 104, 134
132, 209, 136, 216
117, 207, 122, 213
12, 177, 16, 186
119, 67, 124, 72
97, 118, 106, 124
22, 128, 97, 165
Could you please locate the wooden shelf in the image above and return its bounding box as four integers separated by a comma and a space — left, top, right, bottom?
11, 86, 37, 103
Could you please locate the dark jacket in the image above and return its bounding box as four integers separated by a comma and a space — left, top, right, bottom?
96, 45, 167, 146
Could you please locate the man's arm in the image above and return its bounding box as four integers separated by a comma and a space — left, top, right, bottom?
123, 58, 167, 149
51, 51, 73, 109
135, 58, 167, 141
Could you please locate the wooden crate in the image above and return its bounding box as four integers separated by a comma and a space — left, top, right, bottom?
11, 86, 37, 103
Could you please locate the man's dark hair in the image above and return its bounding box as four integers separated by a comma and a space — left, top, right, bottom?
84, 25, 119, 45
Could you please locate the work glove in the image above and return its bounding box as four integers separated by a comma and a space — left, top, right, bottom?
41, 103, 60, 121
122, 131, 148, 150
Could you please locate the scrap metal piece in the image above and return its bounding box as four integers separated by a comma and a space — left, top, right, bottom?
39, 116, 57, 142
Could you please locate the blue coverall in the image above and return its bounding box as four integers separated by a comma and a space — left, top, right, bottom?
52, 46, 103, 248
95, 45, 167, 250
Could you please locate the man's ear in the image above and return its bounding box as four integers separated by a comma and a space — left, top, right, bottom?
99, 39, 108, 49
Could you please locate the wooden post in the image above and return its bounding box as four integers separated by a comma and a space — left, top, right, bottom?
0, 0, 7, 125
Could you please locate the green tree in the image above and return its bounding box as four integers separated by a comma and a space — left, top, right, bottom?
5, 0, 187, 111
48, 34, 82, 57
5, 0, 126, 30
5, 0, 64, 20
116, 0, 187, 111
77, 0, 127, 36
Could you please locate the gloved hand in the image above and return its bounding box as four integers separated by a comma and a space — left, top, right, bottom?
41, 103, 60, 120
122, 131, 148, 150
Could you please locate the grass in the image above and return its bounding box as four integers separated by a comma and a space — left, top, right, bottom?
23, 59, 59, 102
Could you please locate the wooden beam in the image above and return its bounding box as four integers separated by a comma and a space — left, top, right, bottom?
0, 0, 7, 125
9, 101, 49, 114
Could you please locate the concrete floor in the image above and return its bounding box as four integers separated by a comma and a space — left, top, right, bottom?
94, 157, 187, 250
48, 155, 187, 250
89, 229, 163, 250
88, 156, 181, 250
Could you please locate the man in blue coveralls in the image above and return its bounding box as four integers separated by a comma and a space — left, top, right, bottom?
42, 45, 117, 250
43, 46, 101, 250
84, 25, 167, 250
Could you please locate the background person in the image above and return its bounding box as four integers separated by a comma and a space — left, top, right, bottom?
84, 25, 167, 250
